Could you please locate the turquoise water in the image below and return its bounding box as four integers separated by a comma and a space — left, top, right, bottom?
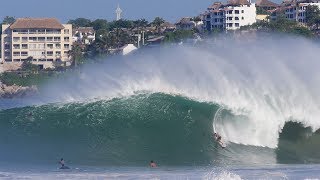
2, 39, 320, 179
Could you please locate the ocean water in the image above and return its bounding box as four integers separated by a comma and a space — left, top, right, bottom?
1, 37, 320, 179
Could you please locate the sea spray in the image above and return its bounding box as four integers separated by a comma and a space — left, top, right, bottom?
2, 35, 320, 149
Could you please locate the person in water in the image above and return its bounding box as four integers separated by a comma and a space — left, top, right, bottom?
59, 158, 65, 167
150, 160, 157, 168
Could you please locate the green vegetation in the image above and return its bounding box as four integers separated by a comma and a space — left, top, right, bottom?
306, 5, 320, 30
164, 29, 195, 43
0, 60, 57, 86
241, 16, 313, 37
256, 7, 270, 15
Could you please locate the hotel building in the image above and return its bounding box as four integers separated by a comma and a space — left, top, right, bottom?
204, 0, 257, 31
1, 18, 72, 69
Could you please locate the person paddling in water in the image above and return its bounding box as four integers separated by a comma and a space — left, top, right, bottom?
59, 158, 65, 167
150, 160, 157, 168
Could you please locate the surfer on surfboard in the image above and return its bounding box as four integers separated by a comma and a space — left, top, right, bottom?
59, 158, 70, 169
214, 133, 226, 148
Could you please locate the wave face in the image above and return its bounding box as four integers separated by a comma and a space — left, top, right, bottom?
0, 93, 277, 166
1, 36, 320, 165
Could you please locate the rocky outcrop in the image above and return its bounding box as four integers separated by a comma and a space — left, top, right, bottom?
0, 83, 38, 98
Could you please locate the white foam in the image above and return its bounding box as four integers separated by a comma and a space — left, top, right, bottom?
5, 36, 320, 148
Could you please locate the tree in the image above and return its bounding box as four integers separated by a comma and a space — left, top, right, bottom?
108, 19, 134, 30
192, 16, 202, 22
306, 5, 320, 30
164, 29, 195, 43
256, 7, 269, 15
133, 19, 149, 29
68, 44, 85, 67
68, 18, 92, 27
2, 16, 15, 24
152, 17, 165, 34
21, 57, 39, 72
91, 19, 108, 31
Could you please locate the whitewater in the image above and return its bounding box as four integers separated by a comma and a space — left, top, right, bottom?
1, 35, 320, 179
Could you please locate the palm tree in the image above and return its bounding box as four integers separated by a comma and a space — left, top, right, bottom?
152, 17, 165, 34
68, 44, 84, 67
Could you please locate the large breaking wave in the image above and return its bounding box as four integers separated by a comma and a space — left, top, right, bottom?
1, 36, 320, 165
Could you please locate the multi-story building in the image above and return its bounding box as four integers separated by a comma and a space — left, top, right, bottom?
1, 18, 72, 69
270, 0, 320, 23
285, 2, 320, 23
204, 0, 257, 31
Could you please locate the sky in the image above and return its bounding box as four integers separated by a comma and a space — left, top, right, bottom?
0, 0, 216, 23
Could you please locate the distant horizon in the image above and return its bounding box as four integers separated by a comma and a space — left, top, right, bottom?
0, 0, 283, 24
0, 0, 215, 24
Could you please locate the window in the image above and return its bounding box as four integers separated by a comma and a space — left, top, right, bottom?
235, 10, 239, 14
13, 44, 20, 49
29, 37, 37, 41
64, 37, 69, 42
14, 59, 20, 62
47, 37, 53, 41
47, 51, 53, 56
241, 10, 244, 13
56, 51, 61, 55
64, 44, 70, 49
228, 23, 233, 27
21, 52, 28, 56
64, 29, 70, 34
22, 37, 28, 42
38, 29, 46, 34
13, 37, 20, 42
38, 37, 45, 41
229, 10, 233, 14
47, 44, 54, 49
39, 44, 45, 49
56, 44, 61, 49
228, 17, 233, 20
54, 37, 61, 41
29, 44, 37, 49
64, 51, 69, 56
29, 29, 37, 34
47, 59, 54, 62
242, 17, 244, 20
235, 23, 239, 27
235, 17, 239, 20
13, 52, 20, 56
22, 44, 28, 49
29, 51, 43, 56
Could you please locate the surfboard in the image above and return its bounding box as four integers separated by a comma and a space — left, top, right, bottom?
213, 107, 227, 148
60, 166, 70, 170
217, 140, 226, 148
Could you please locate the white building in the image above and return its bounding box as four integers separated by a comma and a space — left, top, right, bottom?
1, 18, 72, 69
72, 27, 95, 45
285, 2, 320, 23
121, 44, 137, 55
204, 0, 257, 31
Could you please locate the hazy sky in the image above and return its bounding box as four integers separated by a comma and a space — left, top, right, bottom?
0, 0, 216, 23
